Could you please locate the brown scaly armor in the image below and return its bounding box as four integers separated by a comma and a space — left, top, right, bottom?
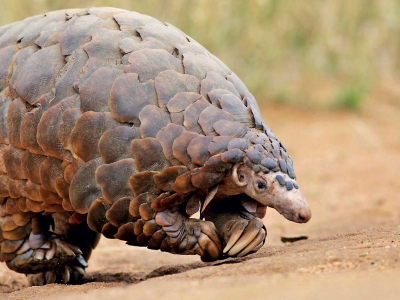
0, 7, 311, 286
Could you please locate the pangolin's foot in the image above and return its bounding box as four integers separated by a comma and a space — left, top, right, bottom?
26, 264, 85, 286
205, 209, 267, 258
221, 217, 266, 257
6, 233, 88, 286
155, 210, 222, 260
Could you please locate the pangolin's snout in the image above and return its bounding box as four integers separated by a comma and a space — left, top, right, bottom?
271, 188, 312, 224
293, 206, 312, 223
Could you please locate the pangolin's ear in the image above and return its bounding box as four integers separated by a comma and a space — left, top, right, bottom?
232, 164, 248, 187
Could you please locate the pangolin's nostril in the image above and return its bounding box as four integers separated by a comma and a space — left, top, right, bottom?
298, 213, 307, 222
297, 208, 312, 223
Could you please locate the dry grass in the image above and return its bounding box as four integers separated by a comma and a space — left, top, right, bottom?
1, 0, 400, 108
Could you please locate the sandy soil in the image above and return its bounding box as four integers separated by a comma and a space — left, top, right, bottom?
1, 99, 399, 300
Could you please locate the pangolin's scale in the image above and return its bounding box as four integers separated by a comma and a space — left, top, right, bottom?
0, 7, 295, 270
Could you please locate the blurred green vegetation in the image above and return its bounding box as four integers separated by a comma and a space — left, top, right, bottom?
1, 0, 400, 109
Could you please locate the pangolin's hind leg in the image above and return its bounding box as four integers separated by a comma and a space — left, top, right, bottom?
1, 209, 100, 286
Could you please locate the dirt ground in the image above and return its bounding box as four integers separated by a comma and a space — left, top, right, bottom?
1, 98, 399, 300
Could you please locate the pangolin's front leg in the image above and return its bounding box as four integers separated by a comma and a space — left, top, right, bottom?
155, 209, 222, 260
203, 197, 267, 258
209, 212, 266, 257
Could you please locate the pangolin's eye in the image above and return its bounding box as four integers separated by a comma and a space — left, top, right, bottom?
256, 181, 266, 190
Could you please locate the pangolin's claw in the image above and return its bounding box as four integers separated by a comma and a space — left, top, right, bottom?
200, 221, 221, 250
45, 241, 56, 260
34, 249, 46, 260
72, 264, 86, 276
27, 273, 45, 286
236, 227, 266, 257
62, 266, 70, 283
198, 235, 219, 260
182, 219, 221, 260
27, 270, 56, 286
75, 254, 89, 268
222, 220, 248, 253
227, 218, 264, 256
221, 217, 266, 257
45, 270, 57, 284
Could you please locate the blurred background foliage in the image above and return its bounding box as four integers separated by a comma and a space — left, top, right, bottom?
1, 0, 400, 109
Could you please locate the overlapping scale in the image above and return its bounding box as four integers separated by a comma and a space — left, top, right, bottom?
171, 131, 201, 169
155, 123, 185, 165
138, 105, 171, 138
95, 158, 137, 205
38, 157, 63, 194
7, 179, 26, 199
155, 70, 200, 110
70, 112, 121, 162
131, 137, 171, 172
183, 53, 227, 80
125, 49, 183, 82
3, 146, 26, 180
57, 14, 118, 56
0, 45, 16, 91
200, 71, 240, 100
69, 158, 104, 214
37, 95, 80, 160
182, 99, 210, 134
80, 67, 123, 112
20, 93, 52, 155
14, 44, 64, 105
110, 73, 157, 125
136, 23, 188, 47
7, 98, 28, 149
98, 126, 139, 163
198, 106, 234, 136
105, 197, 134, 227
129, 172, 162, 197
119, 37, 171, 54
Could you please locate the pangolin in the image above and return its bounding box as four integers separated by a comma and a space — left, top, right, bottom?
0, 7, 311, 286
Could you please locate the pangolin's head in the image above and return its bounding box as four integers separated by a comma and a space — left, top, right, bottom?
230, 163, 311, 223
201, 128, 311, 224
